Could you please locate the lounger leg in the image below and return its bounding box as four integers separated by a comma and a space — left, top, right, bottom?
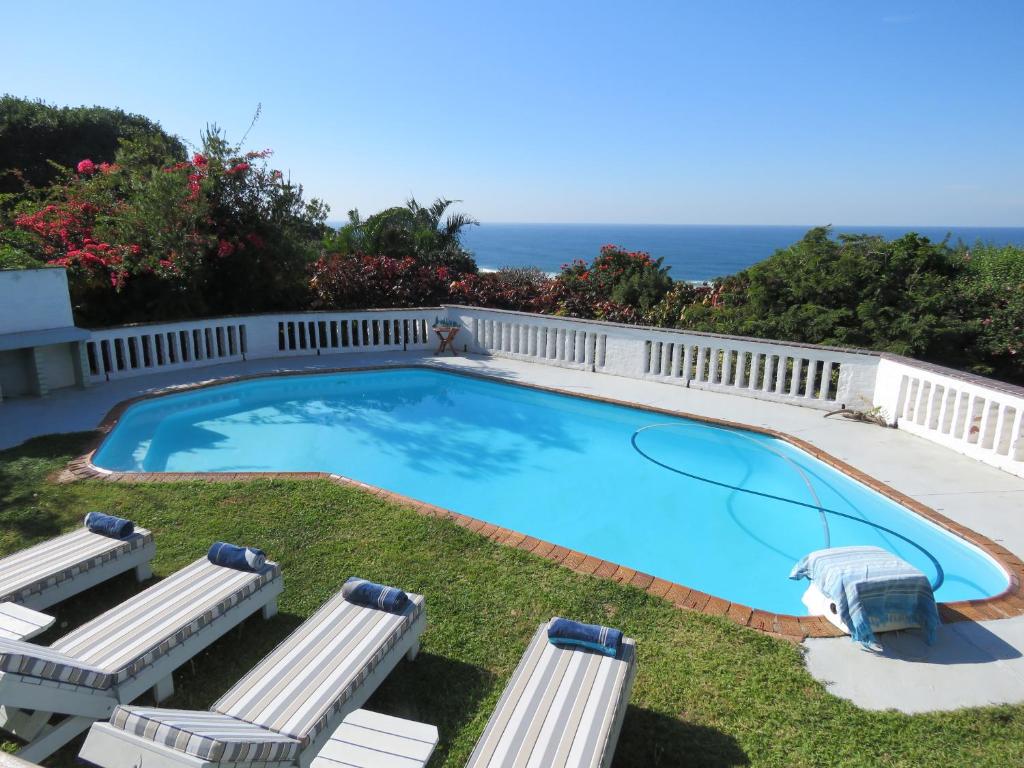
0, 706, 50, 741
135, 562, 153, 581
262, 599, 278, 620
16, 715, 94, 763
153, 674, 174, 703
406, 640, 420, 661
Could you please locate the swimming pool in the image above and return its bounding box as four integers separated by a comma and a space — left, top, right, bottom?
92, 368, 1009, 614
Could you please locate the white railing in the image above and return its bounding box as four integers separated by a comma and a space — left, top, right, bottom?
445, 305, 879, 410
253, 310, 436, 359
86, 318, 248, 382
85, 309, 438, 383
463, 310, 607, 371
874, 357, 1024, 476
77, 304, 1024, 479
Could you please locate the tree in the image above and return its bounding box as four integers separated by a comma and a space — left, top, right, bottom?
7, 125, 328, 325
0, 96, 185, 194
324, 197, 478, 272
956, 242, 1024, 381
667, 227, 972, 362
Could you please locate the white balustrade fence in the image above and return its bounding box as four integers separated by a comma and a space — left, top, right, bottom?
445, 305, 879, 410
261, 310, 435, 358
84, 309, 438, 383
75, 304, 1024, 478
874, 357, 1024, 476
85, 319, 248, 382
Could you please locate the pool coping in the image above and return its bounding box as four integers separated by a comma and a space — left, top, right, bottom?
58, 363, 1024, 643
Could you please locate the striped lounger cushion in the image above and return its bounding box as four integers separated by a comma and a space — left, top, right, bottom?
212, 590, 425, 749
466, 623, 636, 768
0, 636, 115, 689
0, 558, 280, 690
109, 708, 301, 764
0, 527, 154, 605
104, 591, 425, 763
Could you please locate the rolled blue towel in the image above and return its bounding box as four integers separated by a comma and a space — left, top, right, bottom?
84, 511, 134, 539
207, 542, 266, 572
341, 577, 409, 613
547, 617, 623, 657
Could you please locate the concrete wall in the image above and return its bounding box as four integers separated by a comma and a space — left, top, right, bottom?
0, 268, 75, 333
35, 343, 80, 392
0, 349, 34, 398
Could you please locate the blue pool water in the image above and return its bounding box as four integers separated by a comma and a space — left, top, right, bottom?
93, 368, 1008, 614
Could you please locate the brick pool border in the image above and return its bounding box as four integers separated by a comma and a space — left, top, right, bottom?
59, 363, 1024, 642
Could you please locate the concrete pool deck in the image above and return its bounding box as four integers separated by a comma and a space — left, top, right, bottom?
2, 350, 1023, 713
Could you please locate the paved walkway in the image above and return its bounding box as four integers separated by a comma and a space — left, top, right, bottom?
2, 351, 1023, 712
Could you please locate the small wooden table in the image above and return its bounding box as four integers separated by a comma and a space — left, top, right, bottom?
433, 325, 460, 356
0, 602, 55, 641
312, 709, 438, 768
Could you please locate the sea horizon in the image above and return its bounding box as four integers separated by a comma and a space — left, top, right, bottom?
326, 221, 1024, 281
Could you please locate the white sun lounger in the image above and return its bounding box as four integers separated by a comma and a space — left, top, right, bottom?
0, 526, 156, 611
466, 621, 637, 768
78, 584, 427, 768
0, 556, 282, 762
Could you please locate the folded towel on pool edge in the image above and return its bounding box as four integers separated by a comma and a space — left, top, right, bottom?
342, 577, 409, 613
207, 542, 266, 572
84, 511, 134, 539
790, 545, 940, 646
547, 617, 623, 657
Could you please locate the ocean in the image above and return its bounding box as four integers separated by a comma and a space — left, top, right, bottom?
458, 224, 1024, 281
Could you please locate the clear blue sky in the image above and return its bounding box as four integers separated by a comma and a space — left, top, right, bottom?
5, 1, 1023, 225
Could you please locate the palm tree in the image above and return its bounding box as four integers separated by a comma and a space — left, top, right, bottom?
327, 197, 478, 273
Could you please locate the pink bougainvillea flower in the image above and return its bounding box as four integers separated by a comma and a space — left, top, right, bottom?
226, 162, 250, 175
76, 159, 96, 175
192, 152, 207, 167
217, 239, 235, 258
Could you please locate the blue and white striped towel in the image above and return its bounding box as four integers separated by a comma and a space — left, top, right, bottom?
790, 546, 940, 646
341, 577, 409, 613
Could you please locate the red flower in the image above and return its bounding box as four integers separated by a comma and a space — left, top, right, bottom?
226, 162, 250, 175
187, 173, 202, 199
192, 153, 208, 167
217, 239, 235, 257
76, 159, 96, 175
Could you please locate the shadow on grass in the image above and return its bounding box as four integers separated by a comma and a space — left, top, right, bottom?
0, 432, 96, 543
615, 705, 749, 767
365, 651, 497, 767
34, 567, 154, 644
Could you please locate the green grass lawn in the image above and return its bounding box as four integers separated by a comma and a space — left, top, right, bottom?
2, 433, 1023, 767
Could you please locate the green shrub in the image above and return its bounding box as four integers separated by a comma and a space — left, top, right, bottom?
957, 242, 1024, 381
8, 127, 327, 325
0, 95, 184, 195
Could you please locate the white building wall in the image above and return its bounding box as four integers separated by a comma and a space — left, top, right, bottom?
0, 268, 75, 333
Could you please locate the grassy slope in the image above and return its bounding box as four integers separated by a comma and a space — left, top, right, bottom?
1, 433, 1022, 767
